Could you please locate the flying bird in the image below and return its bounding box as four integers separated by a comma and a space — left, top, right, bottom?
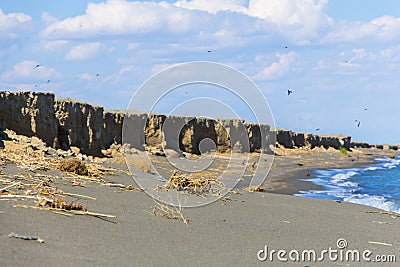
316, 128, 320, 132
96, 73, 100, 77
364, 108, 367, 111
33, 64, 42, 69
287, 90, 293, 96
357, 121, 361, 127
207, 50, 211, 53
285, 46, 288, 49
46, 80, 50, 83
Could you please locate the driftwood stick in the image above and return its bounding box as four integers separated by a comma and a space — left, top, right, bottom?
8, 232, 45, 243
14, 204, 116, 218
63, 192, 96, 200
366, 211, 400, 217
70, 210, 117, 218
0, 182, 22, 192
1, 194, 37, 199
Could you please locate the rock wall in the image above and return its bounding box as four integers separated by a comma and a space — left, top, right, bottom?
54, 100, 104, 157
0, 91, 369, 156
275, 130, 351, 150
122, 113, 148, 151
102, 111, 124, 148
0, 91, 57, 147
140, 116, 273, 154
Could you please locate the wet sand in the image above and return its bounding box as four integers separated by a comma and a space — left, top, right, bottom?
1, 146, 400, 266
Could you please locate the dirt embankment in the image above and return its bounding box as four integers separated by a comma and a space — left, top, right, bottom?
2, 91, 396, 157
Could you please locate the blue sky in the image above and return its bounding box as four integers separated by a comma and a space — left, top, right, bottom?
1, 0, 400, 144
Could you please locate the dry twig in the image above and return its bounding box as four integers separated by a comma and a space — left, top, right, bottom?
151, 200, 189, 224
366, 211, 400, 217
8, 232, 45, 243
368, 241, 393, 247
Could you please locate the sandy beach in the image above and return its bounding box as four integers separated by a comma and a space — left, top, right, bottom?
1, 139, 399, 266
2, 0, 400, 265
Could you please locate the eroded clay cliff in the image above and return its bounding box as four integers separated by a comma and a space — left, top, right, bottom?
0, 91, 362, 156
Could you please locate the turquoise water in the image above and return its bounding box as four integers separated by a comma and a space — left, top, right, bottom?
295, 156, 400, 213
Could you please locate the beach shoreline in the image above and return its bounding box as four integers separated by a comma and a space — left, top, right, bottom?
1, 143, 399, 266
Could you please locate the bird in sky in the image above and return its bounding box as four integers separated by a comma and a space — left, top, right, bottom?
287, 90, 293, 96
285, 46, 288, 49
207, 50, 211, 53
46, 80, 50, 83
316, 128, 320, 131
357, 121, 361, 127
364, 108, 367, 111
96, 73, 100, 77
33, 64, 42, 69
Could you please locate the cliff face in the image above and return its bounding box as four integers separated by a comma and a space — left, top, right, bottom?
0, 91, 358, 156
0, 91, 57, 147
102, 111, 124, 149
54, 100, 104, 157
276, 130, 351, 150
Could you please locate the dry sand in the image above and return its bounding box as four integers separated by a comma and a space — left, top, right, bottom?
1, 144, 400, 266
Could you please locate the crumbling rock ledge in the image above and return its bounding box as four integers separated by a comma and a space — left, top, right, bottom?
0, 91, 57, 147
55, 100, 104, 157
1, 91, 396, 156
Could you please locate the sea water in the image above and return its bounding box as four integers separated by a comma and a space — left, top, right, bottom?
295, 156, 400, 213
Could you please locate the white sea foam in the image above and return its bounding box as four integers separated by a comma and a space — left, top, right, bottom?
344, 194, 400, 213
375, 157, 400, 170
331, 171, 358, 181
299, 157, 400, 213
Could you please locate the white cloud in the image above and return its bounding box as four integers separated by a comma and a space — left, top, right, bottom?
65, 42, 101, 61
0, 8, 31, 38
247, 0, 332, 41
175, 0, 247, 14
337, 48, 376, 68
323, 15, 400, 44
41, 11, 57, 24
380, 45, 400, 61
253, 51, 298, 80
371, 16, 400, 41
175, 0, 332, 43
351, 48, 376, 61
1, 60, 61, 82
96, 65, 137, 85
79, 73, 93, 81
44, 0, 199, 38
40, 0, 337, 47
42, 40, 69, 51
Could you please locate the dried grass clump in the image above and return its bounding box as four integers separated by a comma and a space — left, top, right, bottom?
56, 158, 88, 176
164, 170, 223, 195
38, 196, 87, 212
152, 201, 190, 224
244, 186, 265, 192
